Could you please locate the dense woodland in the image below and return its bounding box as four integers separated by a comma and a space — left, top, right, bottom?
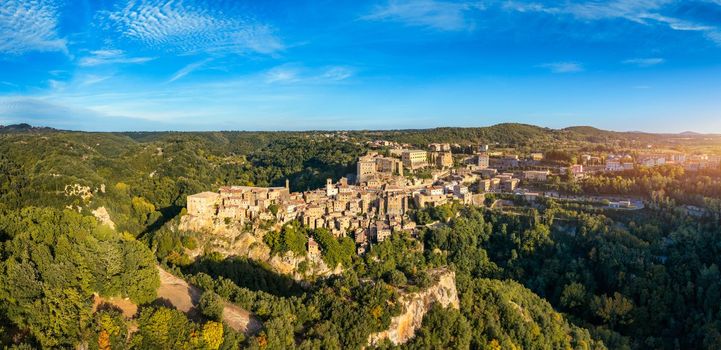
1, 125, 721, 349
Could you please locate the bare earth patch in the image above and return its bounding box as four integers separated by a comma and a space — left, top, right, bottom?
92, 294, 138, 318
156, 267, 262, 334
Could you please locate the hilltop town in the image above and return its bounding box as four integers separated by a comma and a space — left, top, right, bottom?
184, 141, 721, 262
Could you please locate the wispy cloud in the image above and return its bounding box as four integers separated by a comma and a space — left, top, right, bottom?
0, 0, 67, 55
169, 58, 212, 83
265, 66, 300, 83
539, 62, 584, 73
105, 0, 284, 55
78, 49, 156, 66
363, 0, 484, 31
264, 65, 354, 84
623, 57, 665, 67
0, 96, 178, 131
321, 67, 353, 81
503, 0, 721, 45
706, 30, 721, 45
79, 75, 112, 86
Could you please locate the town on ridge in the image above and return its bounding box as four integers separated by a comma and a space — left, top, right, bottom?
186, 142, 718, 256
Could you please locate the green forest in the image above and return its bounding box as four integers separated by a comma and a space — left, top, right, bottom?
1, 126, 721, 349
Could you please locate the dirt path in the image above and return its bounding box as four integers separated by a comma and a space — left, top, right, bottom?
156, 267, 262, 334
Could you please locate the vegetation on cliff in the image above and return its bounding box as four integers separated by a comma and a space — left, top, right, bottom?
1, 127, 721, 348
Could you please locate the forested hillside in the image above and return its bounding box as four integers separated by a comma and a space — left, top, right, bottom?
1, 125, 721, 348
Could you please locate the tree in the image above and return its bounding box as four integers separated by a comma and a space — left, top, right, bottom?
202, 321, 224, 350
592, 293, 634, 328
0, 208, 157, 348
560, 282, 587, 311
407, 304, 471, 350
200, 291, 225, 321
135, 307, 194, 349
98, 330, 111, 350
384, 270, 408, 287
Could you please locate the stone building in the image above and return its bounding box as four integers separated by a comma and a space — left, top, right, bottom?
430, 151, 453, 168
385, 193, 408, 216
501, 178, 520, 192
402, 150, 428, 170
475, 153, 489, 169
307, 237, 320, 257
523, 170, 550, 182
357, 153, 404, 183
187, 192, 220, 216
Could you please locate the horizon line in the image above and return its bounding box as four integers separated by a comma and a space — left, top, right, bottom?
1, 121, 719, 136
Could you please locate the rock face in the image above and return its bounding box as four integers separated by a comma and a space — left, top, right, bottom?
179, 215, 341, 280
92, 206, 116, 230
368, 269, 459, 346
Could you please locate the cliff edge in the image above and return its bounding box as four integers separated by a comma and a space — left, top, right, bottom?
368, 268, 459, 346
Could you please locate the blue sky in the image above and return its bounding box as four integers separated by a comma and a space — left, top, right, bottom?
0, 0, 720, 132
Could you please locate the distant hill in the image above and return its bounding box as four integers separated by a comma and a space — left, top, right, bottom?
2, 122, 718, 147
0, 123, 58, 133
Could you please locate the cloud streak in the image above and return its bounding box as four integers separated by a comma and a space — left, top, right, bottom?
539, 62, 584, 73
363, 0, 484, 31
264, 65, 354, 84
105, 0, 284, 55
169, 58, 212, 83
0, 0, 67, 55
503, 0, 721, 45
623, 57, 665, 66
78, 49, 156, 66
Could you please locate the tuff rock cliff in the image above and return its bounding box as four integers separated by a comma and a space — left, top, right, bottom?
368, 269, 460, 346
179, 215, 340, 280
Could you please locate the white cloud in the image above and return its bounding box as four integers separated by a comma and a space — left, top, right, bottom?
363, 0, 484, 31
265, 66, 300, 83
169, 58, 212, 83
79, 75, 112, 86
503, 0, 721, 45
706, 30, 721, 45
78, 49, 156, 66
321, 66, 353, 81
539, 62, 584, 73
0, 0, 67, 55
623, 57, 665, 66
0, 96, 178, 131
264, 65, 354, 84
105, 0, 284, 55
48, 79, 65, 90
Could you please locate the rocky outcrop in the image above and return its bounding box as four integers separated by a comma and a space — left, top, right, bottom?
179, 215, 341, 280
92, 206, 116, 230
178, 214, 215, 233
268, 251, 342, 280
368, 269, 459, 346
